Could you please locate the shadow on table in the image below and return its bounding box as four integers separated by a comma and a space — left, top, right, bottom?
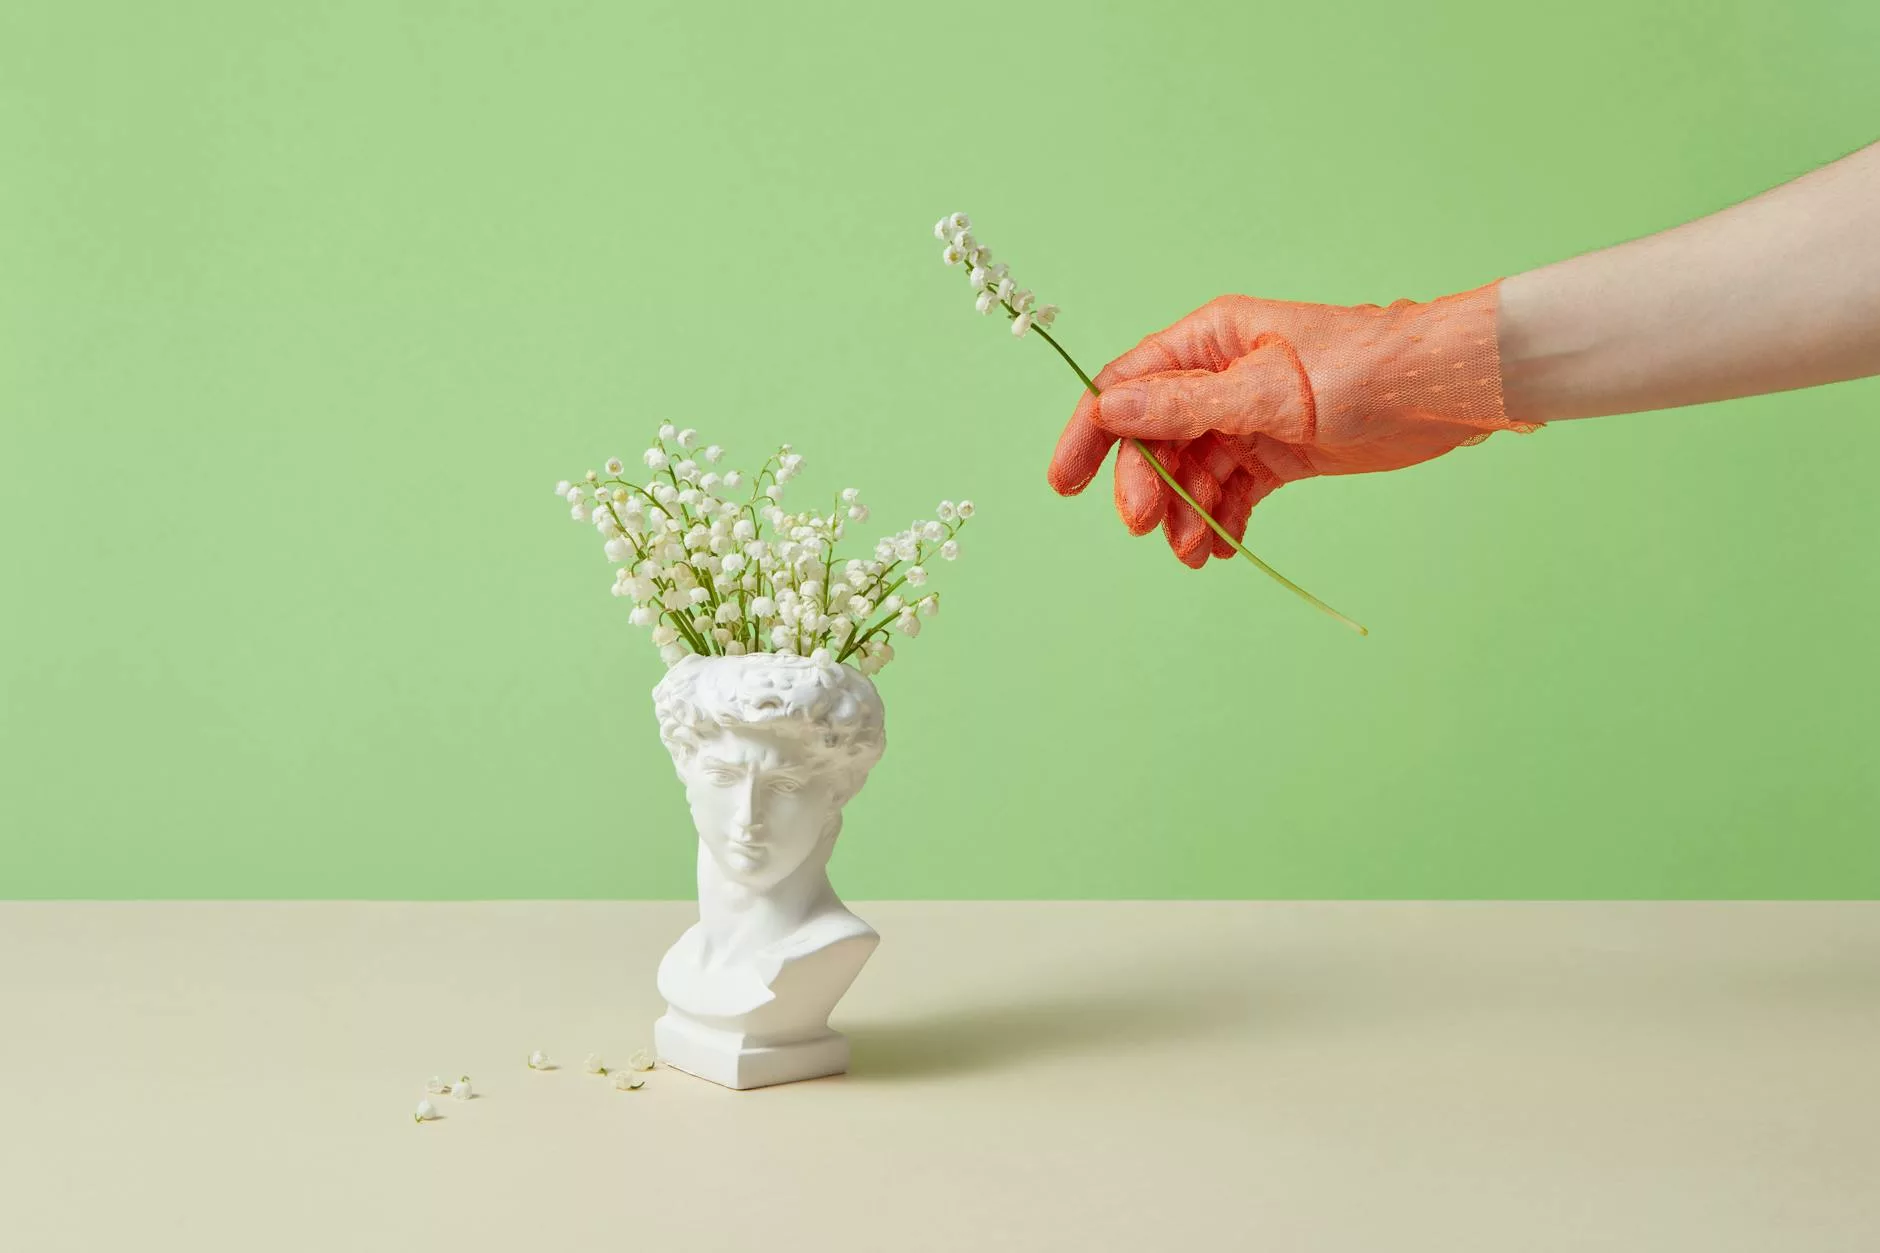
843, 954, 1279, 1080
843, 912, 1880, 1080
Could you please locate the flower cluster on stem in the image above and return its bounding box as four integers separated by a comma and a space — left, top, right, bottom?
557, 427, 972, 674
935, 212, 1058, 339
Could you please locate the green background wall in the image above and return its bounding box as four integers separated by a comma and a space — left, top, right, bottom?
4, 1, 1876, 899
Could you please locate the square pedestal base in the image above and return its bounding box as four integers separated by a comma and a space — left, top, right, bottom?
655, 1014, 850, 1090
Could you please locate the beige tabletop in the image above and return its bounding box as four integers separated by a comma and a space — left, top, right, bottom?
1, 901, 1876, 1251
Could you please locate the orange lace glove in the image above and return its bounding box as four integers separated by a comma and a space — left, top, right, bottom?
1047, 282, 1538, 567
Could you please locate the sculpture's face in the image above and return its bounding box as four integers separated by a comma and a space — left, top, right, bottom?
682, 727, 840, 891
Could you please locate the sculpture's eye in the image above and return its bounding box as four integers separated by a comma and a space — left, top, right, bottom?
704, 768, 740, 787
767, 777, 803, 796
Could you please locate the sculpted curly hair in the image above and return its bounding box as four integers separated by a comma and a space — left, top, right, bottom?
652, 655, 886, 806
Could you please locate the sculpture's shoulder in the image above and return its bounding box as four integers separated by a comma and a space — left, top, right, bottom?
764, 906, 878, 969
655, 921, 708, 990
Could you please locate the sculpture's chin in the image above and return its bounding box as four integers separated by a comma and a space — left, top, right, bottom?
712, 855, 786, 893
723, 848, 765, 875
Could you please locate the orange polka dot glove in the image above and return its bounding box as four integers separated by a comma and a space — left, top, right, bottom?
1046, 283, 1538, 568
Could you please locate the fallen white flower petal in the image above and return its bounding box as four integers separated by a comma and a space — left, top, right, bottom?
628, 1048, 655, 1072
583, 1052, 607, 1075
415, 1099, 438, 1123
613, 1072, 646, 1091
527, 1050, 551, 1070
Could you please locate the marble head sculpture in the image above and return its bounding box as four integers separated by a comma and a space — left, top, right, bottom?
650, 654, 886, 1089
655, 654, 885, 884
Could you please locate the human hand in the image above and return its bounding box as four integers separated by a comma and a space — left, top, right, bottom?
1047, 284, 1534, 567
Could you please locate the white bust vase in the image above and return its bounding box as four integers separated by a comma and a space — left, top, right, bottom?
650, 653, 886, 1090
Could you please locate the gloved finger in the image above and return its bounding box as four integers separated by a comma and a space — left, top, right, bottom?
1188, 430, 1240, 482
1098, 295, 1254, 381
1095, 338, 1313, 445
1052, 295, 1284, 499
1047, 388, 1118, 497
1051, 299, 1263, 496
1243, 434, 1317, 483
1162, 452, 1223, 569
1090, 326, 1187, 390
1112, 437, 1169, 535
1185, 433, 1257, 564
1047, 322, 1196, 496
1208, 467, 1278, 560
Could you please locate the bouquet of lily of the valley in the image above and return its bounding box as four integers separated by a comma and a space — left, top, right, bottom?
556, 426, 970, 675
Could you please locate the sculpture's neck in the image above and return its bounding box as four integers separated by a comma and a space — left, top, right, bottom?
694, 837, 840, 968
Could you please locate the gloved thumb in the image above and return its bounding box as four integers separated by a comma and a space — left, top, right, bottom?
1094, 338, 1312, 445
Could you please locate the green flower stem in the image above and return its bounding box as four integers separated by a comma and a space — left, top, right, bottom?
833, 511, 964, 664
596, 492, 713, 655
1031, 324, 1367, 636
662, 461, 728, 638
835, 573, 912, 664
1129, 437, 1368, 636
1031, 323, 1098, 393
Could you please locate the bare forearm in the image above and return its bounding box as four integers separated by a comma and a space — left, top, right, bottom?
1499, 142, 1880, 423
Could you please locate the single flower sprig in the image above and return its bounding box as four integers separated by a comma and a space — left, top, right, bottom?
934, 212, 1367, 636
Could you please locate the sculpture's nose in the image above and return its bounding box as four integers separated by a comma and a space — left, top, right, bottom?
729, 780, 764, 843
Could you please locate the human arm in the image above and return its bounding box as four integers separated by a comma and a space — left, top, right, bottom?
1050, 141, 1880, 567
1501, 140, 1880, 422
